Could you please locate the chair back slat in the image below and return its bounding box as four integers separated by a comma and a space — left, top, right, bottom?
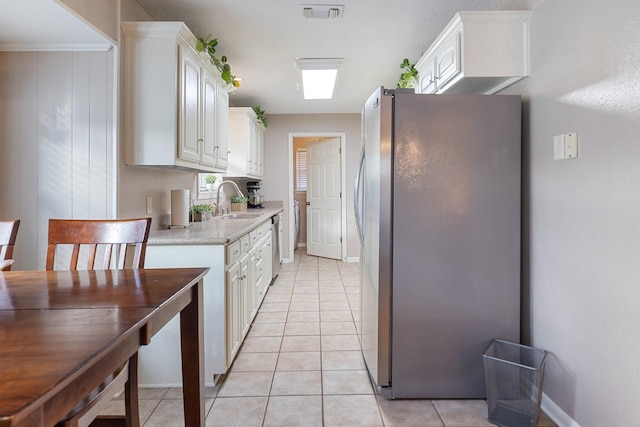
70, 244, 82, 270
101, 244, 113, 270
0, 220, 20, 271
46, 218, 152, 271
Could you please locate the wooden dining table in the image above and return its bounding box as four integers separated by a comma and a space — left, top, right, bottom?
0, 267, 209, 427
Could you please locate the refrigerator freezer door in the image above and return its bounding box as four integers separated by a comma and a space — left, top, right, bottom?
359, 87, 393, 391
354, 146, 365, 246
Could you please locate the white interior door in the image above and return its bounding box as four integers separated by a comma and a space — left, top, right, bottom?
306, 137, 342, 259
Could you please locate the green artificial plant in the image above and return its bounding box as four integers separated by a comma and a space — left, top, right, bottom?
252, 105, 268, 128
231, 196, 248, 204
195, 35, 239, 86
191, 203, 213, 214
397, 58, 418, 88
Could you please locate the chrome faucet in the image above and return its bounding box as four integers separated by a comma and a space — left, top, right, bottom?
216, 181, 245, 216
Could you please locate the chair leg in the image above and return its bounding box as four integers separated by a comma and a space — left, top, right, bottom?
89, 353, 139, 427
125, 353, 140, 427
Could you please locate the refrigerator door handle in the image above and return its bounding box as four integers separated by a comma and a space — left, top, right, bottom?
354, 145, 366, 246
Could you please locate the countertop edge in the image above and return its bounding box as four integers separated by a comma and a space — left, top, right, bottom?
148, 204, 283, 246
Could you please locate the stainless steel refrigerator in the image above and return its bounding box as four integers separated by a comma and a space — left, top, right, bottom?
354, 87, 521, 399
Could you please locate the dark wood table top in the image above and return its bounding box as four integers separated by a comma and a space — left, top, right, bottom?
0, 268, 207, 310
0, 268, 209, 427
0, 308, 154, 426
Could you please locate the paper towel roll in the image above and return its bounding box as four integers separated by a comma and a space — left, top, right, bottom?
171, 189, 190, 227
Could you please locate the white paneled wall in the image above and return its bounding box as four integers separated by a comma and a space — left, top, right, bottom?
0, 50, 115, 270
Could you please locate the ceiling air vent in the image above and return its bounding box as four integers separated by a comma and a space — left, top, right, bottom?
301, 4, 344, 19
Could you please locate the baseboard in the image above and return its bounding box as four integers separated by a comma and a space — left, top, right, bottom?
541, 393, 582, 427
139, 381, 217, 388
345, 256, 360, 263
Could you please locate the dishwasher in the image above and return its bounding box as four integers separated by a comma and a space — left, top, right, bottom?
271, 212, 282, 284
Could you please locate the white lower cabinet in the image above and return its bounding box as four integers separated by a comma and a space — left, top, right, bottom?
224, 221, 273, 367
138, 220, 273, 387
225, 260, 242, 364
138, 244, 226, 387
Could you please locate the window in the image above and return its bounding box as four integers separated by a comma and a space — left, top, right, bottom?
296, 148, 308, 191
197, 173, 221, 199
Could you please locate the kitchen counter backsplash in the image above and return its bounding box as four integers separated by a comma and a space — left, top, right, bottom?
148, 201, 283, 245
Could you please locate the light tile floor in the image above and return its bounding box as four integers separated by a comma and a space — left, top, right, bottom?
104, 249, 557, 427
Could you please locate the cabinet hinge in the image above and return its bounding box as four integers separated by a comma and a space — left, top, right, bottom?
340, 237, 342, 243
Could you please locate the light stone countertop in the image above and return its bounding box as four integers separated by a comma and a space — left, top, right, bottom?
148, 201, 283, 246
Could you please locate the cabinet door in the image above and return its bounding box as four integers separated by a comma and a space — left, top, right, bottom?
418, 55, 437, 94
435, 30, 461, 90
255, 242, 264, 303
247, 121, 257, 176
256, 237, 268, 305
239, 253, 251, 338
215, 85, 229, 169
262, 234, 272, 291
248, 247, 258, 323
226, 262, 241, 365
178, 46, 201, 163
256, 126, 264, 177
200, 71, 217, 167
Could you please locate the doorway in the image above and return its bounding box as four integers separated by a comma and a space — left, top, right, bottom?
288, 132, 346, 262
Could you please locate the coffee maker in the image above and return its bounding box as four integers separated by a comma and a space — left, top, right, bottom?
246, 181, 264, 208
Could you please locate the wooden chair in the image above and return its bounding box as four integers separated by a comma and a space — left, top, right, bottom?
0, 220, 20, 271
47, 218, 152, 427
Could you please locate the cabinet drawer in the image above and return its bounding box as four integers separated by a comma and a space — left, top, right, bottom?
227, 240, 241, 265
240, 234, 251, 254
250, 230, 258, 246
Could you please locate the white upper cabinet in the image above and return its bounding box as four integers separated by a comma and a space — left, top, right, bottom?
215, 86, 229, 169
178, 45, 202, 164
415, 11, 531, 95
122, 21, 231, 172
226, 107, 265, 179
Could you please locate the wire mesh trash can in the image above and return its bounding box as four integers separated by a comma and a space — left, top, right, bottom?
483, 339, 547, 427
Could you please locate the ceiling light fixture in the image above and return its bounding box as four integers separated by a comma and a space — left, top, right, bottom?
295, 58, 343, 100
300, 4, 345, 19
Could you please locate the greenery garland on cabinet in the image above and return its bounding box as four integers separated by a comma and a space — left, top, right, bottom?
252, 105, 268, 128
195, 34, 240, 87
397, 58, 418, 88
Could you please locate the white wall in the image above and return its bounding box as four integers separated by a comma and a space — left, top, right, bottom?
261, 114, 361, 261
503, 0, 640, 425
0, 50, 115, 270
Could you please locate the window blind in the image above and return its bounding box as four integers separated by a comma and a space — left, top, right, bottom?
296, 148, 307, 191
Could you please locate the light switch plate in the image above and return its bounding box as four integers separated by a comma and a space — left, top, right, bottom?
553, 135, 565, 160
565, 132, 578, 158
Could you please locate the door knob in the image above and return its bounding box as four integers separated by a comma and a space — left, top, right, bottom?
306, 202, 310, 205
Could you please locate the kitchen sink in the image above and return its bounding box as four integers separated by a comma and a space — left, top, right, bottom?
220, 213, 263, 219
